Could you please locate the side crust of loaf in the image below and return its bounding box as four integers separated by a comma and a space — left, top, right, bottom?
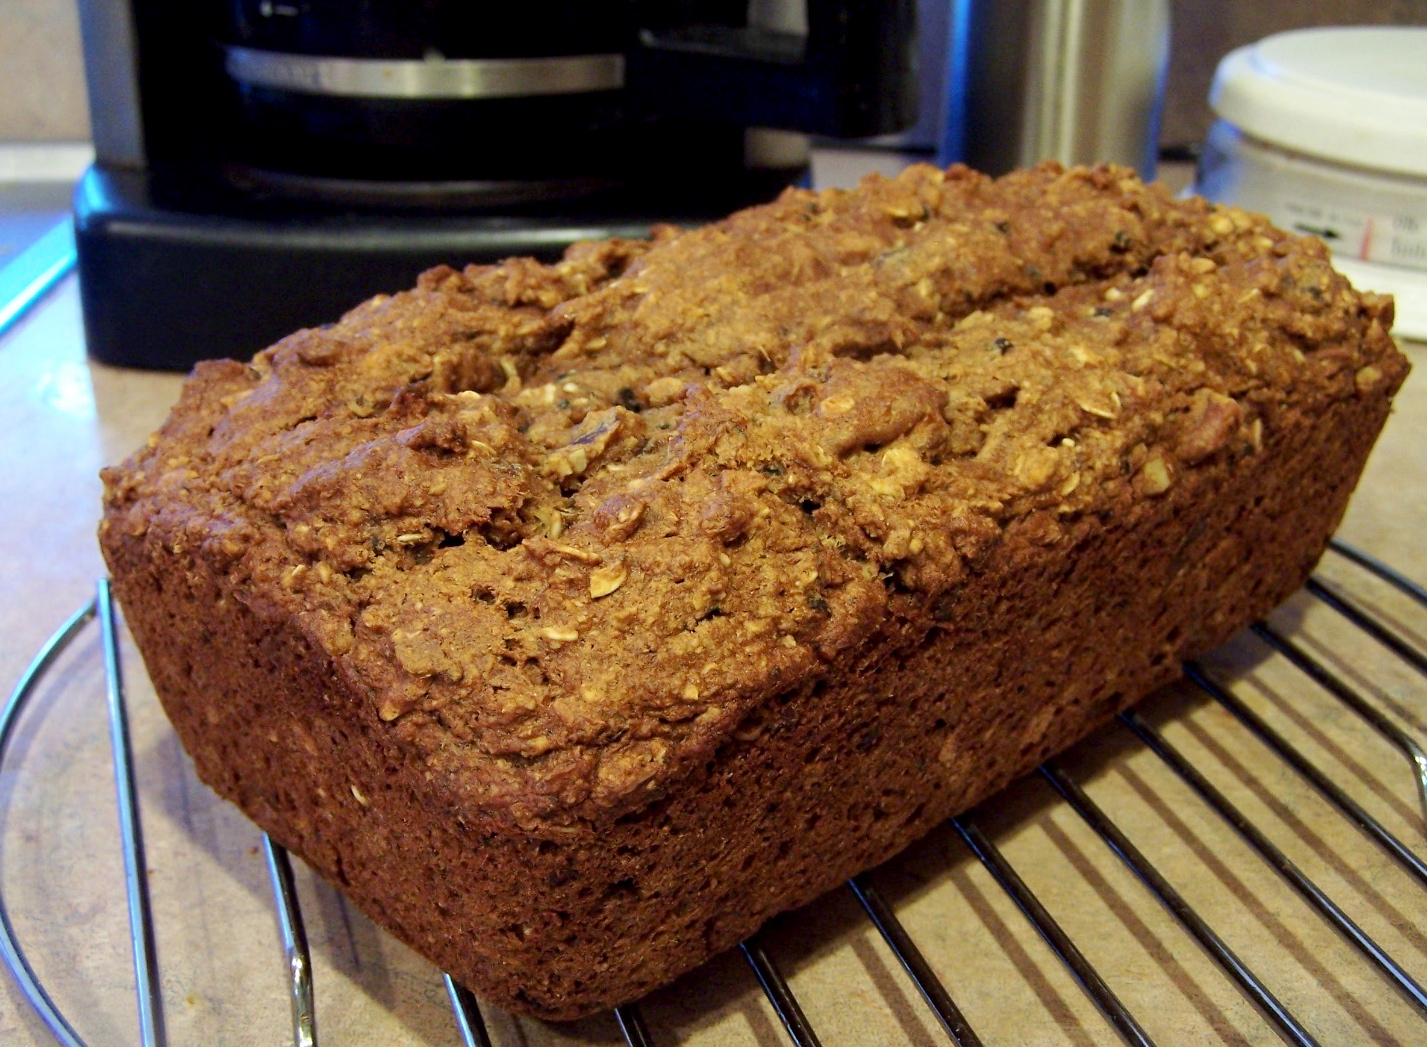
100, 162, 1408, 1018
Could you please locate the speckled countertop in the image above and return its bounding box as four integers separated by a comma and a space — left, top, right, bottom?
1, 169, 1425, 1045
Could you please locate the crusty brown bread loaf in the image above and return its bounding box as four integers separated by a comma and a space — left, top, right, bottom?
100, 162, 1407, 1020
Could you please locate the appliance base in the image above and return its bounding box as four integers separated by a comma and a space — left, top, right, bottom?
74, 164, 800, 371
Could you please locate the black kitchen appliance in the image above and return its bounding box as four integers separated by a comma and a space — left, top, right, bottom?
72, 0, 916, 370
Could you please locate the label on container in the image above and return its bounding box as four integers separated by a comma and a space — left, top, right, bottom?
1280, 200, 1427, 272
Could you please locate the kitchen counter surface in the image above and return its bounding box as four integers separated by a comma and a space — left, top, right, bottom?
2, 230, 1425, 1045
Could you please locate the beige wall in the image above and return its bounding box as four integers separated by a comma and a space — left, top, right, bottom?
0, 0, 1423, 148
0, 0, 89, 142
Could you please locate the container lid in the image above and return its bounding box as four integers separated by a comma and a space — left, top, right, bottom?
1210, 26, 1427, 179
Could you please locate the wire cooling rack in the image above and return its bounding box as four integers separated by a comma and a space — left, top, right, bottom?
2, 538, 1426, 1047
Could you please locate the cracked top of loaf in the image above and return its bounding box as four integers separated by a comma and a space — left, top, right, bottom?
101, 163, 1404, 829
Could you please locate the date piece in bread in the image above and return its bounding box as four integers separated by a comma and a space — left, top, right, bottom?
100, 163, 1407, 1019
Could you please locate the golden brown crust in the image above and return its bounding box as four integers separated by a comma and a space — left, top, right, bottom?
100, 162, 1408, 1018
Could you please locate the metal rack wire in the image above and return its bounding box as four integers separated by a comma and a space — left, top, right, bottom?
2, 538, 1425, 1047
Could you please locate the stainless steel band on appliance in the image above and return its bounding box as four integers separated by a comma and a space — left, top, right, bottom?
223, 46, 626, 99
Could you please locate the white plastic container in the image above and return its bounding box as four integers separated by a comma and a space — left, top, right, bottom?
1195, 26, 1427, 340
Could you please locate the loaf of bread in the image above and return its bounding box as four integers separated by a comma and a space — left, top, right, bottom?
100, 162, 1406, 1020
